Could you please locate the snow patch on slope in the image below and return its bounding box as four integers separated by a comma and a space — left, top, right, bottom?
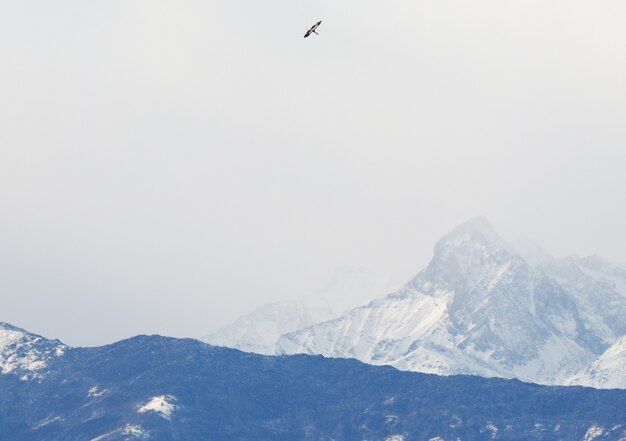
122, 424, 149, 438
584, 425, 604, 441
90, 424, 148, 441
138, 395, 177, 420
482, 423, 498, 439
88, 386, 109, 398
33, 415, 62, 429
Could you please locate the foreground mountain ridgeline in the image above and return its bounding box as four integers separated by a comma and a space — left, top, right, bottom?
1, 323, 625, 441
275, 218, 626, 387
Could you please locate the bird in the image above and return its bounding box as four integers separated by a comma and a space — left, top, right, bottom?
304, 21, 322, 38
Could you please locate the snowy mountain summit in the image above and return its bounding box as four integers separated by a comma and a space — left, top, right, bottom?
0, 323, 65, 380
277, 217, 626, 385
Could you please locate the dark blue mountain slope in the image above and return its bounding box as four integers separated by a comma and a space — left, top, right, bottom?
1, 333, 625, 441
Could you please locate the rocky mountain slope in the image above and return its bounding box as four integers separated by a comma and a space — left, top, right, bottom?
539, 255, 626, 347
0, 322, 65, 380
570, 335, 626, 389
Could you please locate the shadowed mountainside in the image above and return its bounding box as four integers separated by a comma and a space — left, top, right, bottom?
1, 323, 626, 440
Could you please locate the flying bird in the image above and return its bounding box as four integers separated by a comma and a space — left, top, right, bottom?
304, 21, 322, 38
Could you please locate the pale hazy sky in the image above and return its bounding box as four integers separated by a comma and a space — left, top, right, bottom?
1, 1, 625, 346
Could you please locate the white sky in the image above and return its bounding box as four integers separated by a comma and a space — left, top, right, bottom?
1, 1, 625, 346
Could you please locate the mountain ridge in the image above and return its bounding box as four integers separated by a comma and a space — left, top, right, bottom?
1, 324, 626, 440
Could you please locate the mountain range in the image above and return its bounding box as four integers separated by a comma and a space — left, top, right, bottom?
1, 322, 626, 440
209, 218, 626, 387
277, 218, 626, 386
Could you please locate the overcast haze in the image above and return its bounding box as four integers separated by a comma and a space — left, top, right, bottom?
1, 1, 625, 346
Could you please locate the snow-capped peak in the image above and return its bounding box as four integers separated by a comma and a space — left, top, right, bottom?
435, 217, 512, 255
276, 218, 626, 386
0, 322, 66, 379
403, 217, 522, 299
421, 217, 517, 288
